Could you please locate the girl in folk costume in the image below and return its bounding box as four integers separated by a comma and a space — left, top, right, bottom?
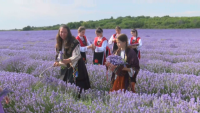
91, 27, 110, 65
107, 34, 140, 93
76, 26, 92, 64
129, 29, 142, 59
54, 25, 90, 97
108, 26, 121, 54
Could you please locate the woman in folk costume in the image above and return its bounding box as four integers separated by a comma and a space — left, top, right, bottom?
76, 26, 92, 64
129, 29, 142, 59
54, 25, 91, 97
107, 34, 140, 93
91, 27, 111, 65
108, 26, 121, 54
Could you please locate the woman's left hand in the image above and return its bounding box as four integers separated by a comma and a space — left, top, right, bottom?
5, 96, 9, 104
105, 62, 107, 65
0, 88, 10, 104
122, 67, 130, 72
92, 44, 96, 51
63, 59, 71, 64
131, 45, 137, 49
87, 45, 91, 49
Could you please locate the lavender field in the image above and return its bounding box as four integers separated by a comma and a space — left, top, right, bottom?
1, 29, 200, 112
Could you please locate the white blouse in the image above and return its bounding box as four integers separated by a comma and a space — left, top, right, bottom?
120, 50, 134, 78
68, 44, 81, 67
108, 34, 115, 45
94, 37, 108, 52
128, 37, 142, 51
59, 44, 81, 68
78, 36, 91, 52
108, 34, 121, 44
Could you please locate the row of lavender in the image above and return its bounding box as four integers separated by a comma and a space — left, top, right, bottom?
1, 50, 199, 76
1, 54, 200, 78
1, 69, 200, 112
1, 56, 200, 97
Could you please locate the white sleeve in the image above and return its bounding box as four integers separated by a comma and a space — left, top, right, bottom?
128, 68, 135, 77
77, 39, 87, 52
108, 35, 114, 44
137, 39, 142, 51
95, 40, 108, 52
87, 38, 91, 46
80, 46, 87, 52
68, 44, 81, 67
128, 38, 131, 45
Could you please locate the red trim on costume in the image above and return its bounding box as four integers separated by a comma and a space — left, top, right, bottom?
130, 37, 141, 59
94, 37, 109, 65
138, 51, 141, 59
76, 36, 87, 47
94, 37, 107, 47
106, 46, 111, 56
113, 34, 117, 43
130, 37, 141, 45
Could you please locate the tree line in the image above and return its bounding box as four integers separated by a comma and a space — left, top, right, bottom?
22, 15, 200, 31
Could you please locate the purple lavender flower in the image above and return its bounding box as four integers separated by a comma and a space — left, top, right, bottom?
106, 55, 127, 66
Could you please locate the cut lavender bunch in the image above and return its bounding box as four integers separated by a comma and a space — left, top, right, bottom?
106, 55, 127, 75
106, 55, 127, 66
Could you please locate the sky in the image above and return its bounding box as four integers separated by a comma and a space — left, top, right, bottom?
0, 0, 200, 30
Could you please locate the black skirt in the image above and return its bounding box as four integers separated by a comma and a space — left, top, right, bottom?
93, 51, 104, 65
80, 52, 87, 64
133, 48, 138, 56
62, 58, 91, 90
93, 52, 104, 65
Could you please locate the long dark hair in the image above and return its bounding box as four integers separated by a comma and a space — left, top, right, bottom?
56, 25, 75, 50
96, 27, 103, 33
115, 26, 121, 30
117, 34, 131, 54
131, 29, 138, 37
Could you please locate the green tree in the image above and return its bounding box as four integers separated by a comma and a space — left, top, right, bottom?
22, 26, 32, 31
195, 21, 200, 28
21, 16, 200, 30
